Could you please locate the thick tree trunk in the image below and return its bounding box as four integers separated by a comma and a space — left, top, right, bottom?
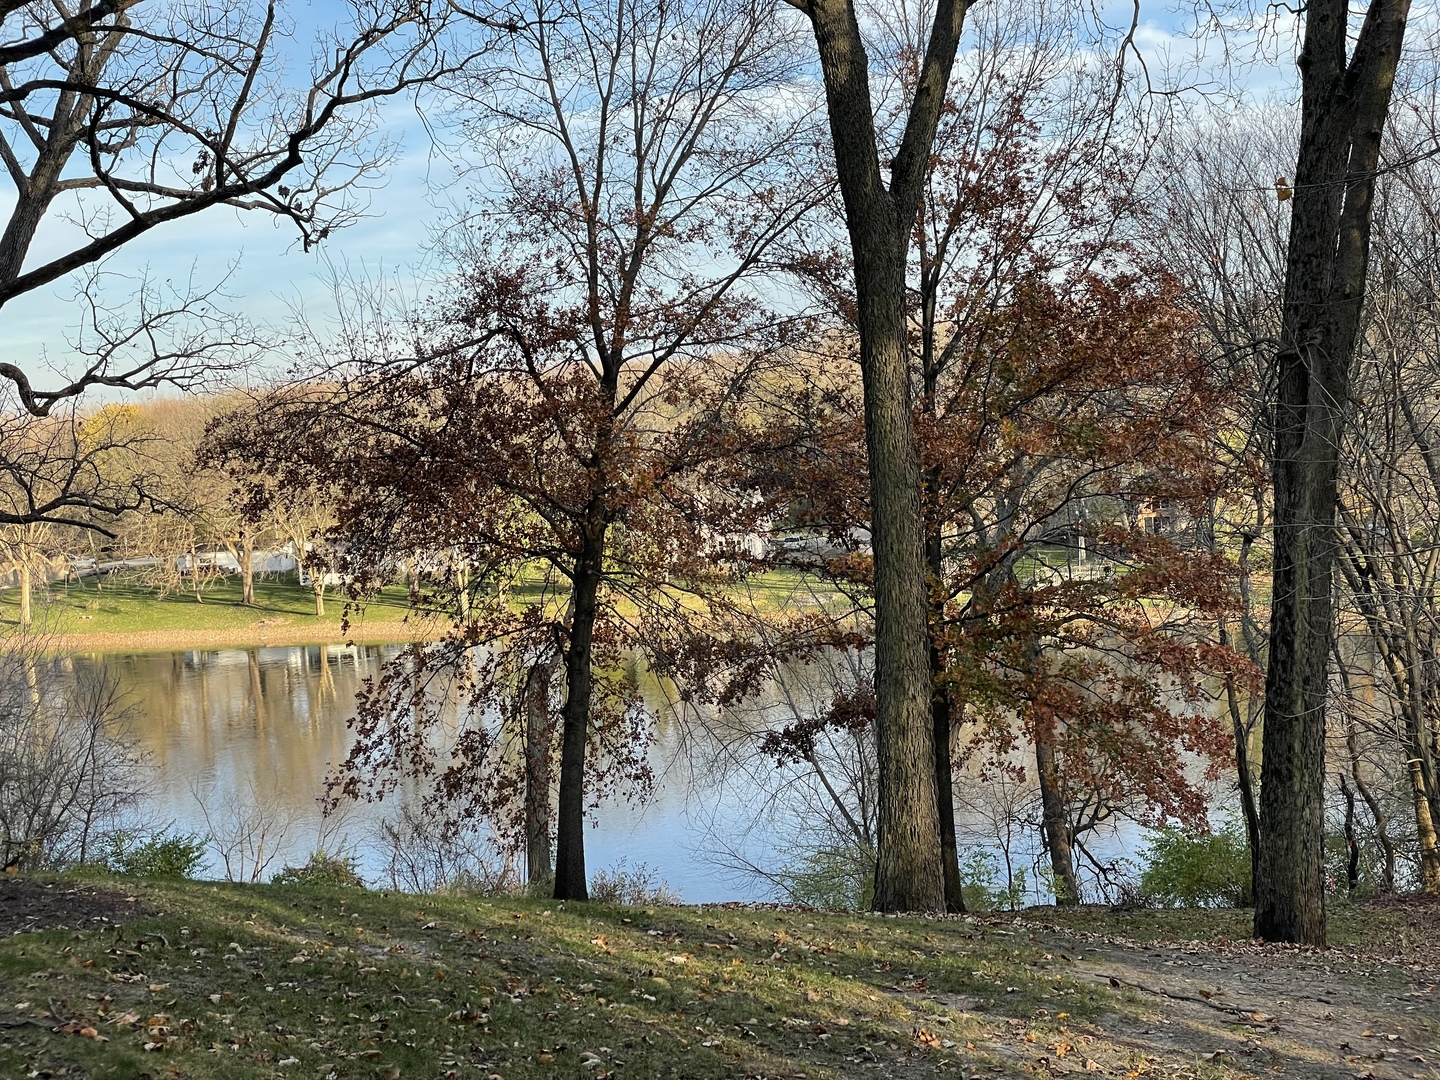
859, 224, 944, 914
314, 585, 325, 618
523, 655, 556, 890
803, 0, 971, 914
1257, 0, 1410, 945
1035, 733, 1079, 906
553, 524, 607, 902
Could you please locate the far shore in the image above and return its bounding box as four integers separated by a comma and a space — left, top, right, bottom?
45, 617, 440, 655
0, 571, 443, 654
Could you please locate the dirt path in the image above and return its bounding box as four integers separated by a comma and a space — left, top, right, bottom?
979, 914, 1440, 1079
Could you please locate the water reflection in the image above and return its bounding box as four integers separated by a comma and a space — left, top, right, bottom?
75, 644, 1155, 904
75, 645, 778, 900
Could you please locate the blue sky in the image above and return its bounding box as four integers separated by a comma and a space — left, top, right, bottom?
0, 0, 1310, 394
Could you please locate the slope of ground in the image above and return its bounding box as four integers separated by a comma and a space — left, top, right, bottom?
0, 875, 1432, 1080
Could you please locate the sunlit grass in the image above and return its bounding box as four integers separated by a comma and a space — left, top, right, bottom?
0, 572, 414, 638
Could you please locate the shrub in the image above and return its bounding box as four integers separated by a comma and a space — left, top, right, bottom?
101, 829, 208, 880
0, 642, 148, 870
1139, 819, 1252, 907
773, 842, 873, 910
373, 804, 522, 895
589, 860, 680, 906
958, 848, 1027, 912
272, 850, 366, 889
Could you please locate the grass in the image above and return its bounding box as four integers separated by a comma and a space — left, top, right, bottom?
4, 875, 1430, 1080
0, 572, 416, 641
1034, 892, 1431, 954
1, 566, 845, 649
0, 874, 1134, 1080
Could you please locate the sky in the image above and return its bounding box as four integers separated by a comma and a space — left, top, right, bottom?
0, 0, 1312, 396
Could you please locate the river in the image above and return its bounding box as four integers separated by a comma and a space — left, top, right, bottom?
72, 643, 1151, 904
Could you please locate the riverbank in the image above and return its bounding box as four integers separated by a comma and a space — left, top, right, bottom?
2, 567, 841, 652
1, 573, 441, 653
2, 873, 1434, 1080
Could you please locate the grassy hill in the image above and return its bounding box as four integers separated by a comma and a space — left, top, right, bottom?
1, 873, 1434, 1080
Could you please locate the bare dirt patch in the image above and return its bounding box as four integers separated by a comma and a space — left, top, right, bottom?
995, 908, 1440, 1079
0, 877, 143, 935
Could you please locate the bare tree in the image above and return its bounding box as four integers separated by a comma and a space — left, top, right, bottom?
0, 1, 476, 538
0, 633, 148, 868
0, 0, 462, 406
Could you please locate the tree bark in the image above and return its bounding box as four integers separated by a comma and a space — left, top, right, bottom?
1409, 757, 1440, 893
523, 655, 556, 890
18, 558, 31, 629
241, 528, 255, 606
553, 521, 607, 902
927, 532, 964, 912
1035, 732, 1079, 906
799, 0, 972, 914
1257, 0, 1410, 946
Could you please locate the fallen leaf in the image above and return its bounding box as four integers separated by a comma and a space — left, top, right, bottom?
914, 1026, 942, 1049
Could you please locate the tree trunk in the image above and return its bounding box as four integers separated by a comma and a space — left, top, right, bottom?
1339, 774, 1359, 894
802, 0, 971, 914
1353, 760, 1395, 894
523, 655, 556, 890
190, 536, 203, 602
314, 584, 325, 618
1035, 732, 1079, 906
1341, 677, 1396, 893
1256, 0, 1410, 946
1220, 622, 1262, 897
553, 523, 607, 902
18, 558, 31, 629
248, 649, 267, 729
927, 530, 964, 912
241, 529, 255, 606
1409, 757, 1440, 893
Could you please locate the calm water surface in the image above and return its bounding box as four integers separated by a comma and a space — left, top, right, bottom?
78, 645, 778, 901
75, 644, 1152, 903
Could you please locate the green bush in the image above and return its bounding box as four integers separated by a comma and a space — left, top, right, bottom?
272, 850, 366, 889
774, 842, 873, 910
1140, 819, 1252, 908
101, 830, 208, 880
958, 848, 1027, 912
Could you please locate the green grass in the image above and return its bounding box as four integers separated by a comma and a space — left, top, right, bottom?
1, 567, 847, 646
0, 874, 1127, 1080
1029, 895, 1414, 951
0, 572, 415, 639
